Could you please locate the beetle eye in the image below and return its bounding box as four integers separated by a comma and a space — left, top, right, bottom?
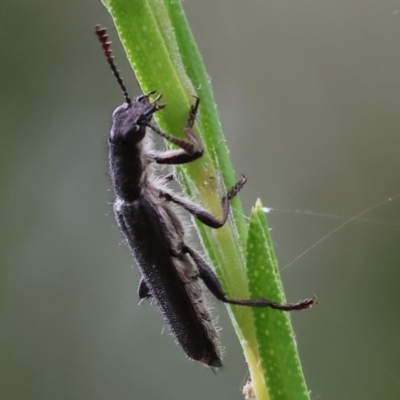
112, 103, 130, 119
129, 124, 139, 133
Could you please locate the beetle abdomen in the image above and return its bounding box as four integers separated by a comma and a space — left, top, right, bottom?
115, 195, 222, 366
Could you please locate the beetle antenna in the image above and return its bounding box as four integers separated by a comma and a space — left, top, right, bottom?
95, 25, 131, 105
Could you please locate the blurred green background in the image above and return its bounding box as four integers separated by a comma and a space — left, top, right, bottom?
1, 1, 400, 399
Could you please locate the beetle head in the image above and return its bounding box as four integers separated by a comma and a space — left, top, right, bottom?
110, 93, 165, 145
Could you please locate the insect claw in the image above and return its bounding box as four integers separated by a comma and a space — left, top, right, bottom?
154, 92, 163, 102
156, 103, 166, 111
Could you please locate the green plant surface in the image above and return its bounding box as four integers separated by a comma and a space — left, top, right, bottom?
246, 200, 310, 400
100, 1, 311, 399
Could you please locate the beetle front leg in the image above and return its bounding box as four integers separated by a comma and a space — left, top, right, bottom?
147, 97, 204, 165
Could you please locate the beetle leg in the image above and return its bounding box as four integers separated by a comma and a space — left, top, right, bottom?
148, 98, 204, 165
159, 176, 247, 229
138, 277, 152, 300
183, 246, 316, 311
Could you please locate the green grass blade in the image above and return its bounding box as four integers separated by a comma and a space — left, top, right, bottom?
246, 200, 311, 400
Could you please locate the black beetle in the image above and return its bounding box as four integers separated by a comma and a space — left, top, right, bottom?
96, 26, 315, 367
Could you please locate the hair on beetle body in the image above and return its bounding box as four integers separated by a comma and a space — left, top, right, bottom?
96, 25, 316, 368
109, 94, 224, 366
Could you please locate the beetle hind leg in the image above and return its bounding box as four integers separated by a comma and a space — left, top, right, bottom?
138, 277, 152, 301
183, 245, 316, 311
